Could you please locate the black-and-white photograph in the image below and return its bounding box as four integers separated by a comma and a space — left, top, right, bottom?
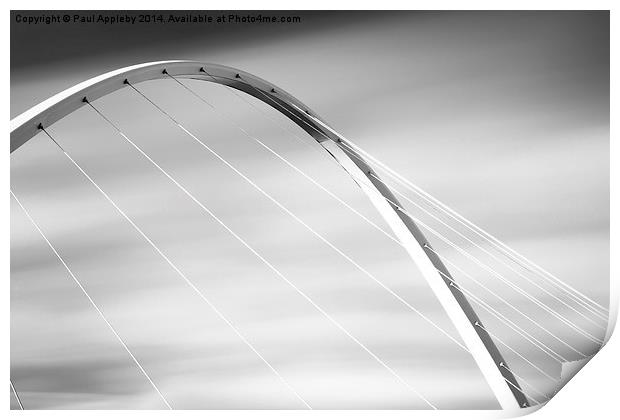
9, 7, 613, 414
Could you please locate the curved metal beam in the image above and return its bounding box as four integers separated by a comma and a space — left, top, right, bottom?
10, 60, 528, 410
10, 61, 332, 152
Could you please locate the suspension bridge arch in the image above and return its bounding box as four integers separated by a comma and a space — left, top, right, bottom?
10, 60, 531, 410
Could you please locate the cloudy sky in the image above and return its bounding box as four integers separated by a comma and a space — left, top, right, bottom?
10, 11, 609, 409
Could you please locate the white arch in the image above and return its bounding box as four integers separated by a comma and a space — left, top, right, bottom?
10, 60, 528, 411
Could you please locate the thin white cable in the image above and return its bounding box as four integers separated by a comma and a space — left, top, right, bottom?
338, 139, 607, 322
248, 89, 607, 320
221, 77, 607, 319
475, 323, 555, 398
428, 247, 585, 361
436, 267, 568, 364
210, 77, 578, 384
397, 204, 604, 346
338, 139, 608, 317
37, 127, 311, 410
10, 190, 172, 410
371, 173, 607, 328
136, 79, 591, 408
285, 131, 600, 359
87, 99, 435, 409
476, 322, 558, 382
205, 78, 569, 402
10, 380, 24, 410
340, 166, 603, 346
201, 79, 600, 359
465, 289, 567, 366
209, 78, 569, 360
502, 375, 541, 407
127, 82, 469, 355
166, 74, 402, 247
199, 70, 324, 155
333, 162, 603, 347
499, 363, 549, 403
204, 75, 568, 360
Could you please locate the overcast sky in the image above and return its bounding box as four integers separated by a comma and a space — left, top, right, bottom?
10, 11, 609, 409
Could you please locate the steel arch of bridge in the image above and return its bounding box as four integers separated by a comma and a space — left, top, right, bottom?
10, 60, 529, 410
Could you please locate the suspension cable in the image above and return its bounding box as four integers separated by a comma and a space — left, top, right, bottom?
503, 375, 540, 407
476, 324, 555, 400
196, 71, 597, 361
367, 172, 606, 328
436, 268, 570, 363
10, 67, 596, 410
201, 73, 583, 357
499, 362, 549, 404
195, 73, 581, 349
192, 69, 325, 156
475, 321, 558, 382
434, 265, 567, 363
125, 81, 469, 356
222, 74, 607, 319
329, 160, 604, 346
326, 134, 605, 327
337, 139, 608, 317
314, 153, 604, 348
164, 72, 402, 246
191, 71, 587, 399
425, 254, 577, 363
85, 98, 437, 409
10, 189, 172, 409
10, 380, 24, 410
369, 175, 604, 346
34, 126, 311, 410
